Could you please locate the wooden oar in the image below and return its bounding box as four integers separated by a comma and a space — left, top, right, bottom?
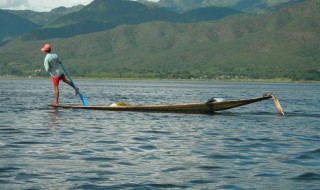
60, 63, 89, 106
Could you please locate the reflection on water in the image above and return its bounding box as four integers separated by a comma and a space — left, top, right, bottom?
0, 79, 320, 189
48, 108, 60, 126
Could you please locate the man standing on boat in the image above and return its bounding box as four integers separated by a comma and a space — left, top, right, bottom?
41, 44, 78, 105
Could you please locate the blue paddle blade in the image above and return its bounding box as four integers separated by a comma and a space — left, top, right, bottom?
79, 92, 89, 106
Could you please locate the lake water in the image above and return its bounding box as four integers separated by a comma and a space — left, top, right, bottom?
0, 78, 319, 189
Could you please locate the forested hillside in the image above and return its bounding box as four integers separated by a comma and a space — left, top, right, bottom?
155, 0, 306, 12
21, 0, 186, 40
0, 10, 39, 44
0, 0, 319, 80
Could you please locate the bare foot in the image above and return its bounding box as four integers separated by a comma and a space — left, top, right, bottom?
75, 87, 79, 96
50, 102, 58, 106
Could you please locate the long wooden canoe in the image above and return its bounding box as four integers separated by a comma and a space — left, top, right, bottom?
49, 93, 284, 115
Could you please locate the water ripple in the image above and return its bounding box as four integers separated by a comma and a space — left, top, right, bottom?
291, 172, 320, 181
1, 79, 320, 189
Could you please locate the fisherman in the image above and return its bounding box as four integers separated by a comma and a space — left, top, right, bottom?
41, 44, 78, 105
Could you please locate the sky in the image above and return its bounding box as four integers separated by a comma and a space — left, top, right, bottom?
0, 0, 159, 12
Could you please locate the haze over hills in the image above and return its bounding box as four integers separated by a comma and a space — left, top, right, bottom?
0, 0, 319, 80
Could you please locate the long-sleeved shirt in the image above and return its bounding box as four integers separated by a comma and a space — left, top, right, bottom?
44, 53, 64, 78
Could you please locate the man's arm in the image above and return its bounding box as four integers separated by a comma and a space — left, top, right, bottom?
44, 59, 50, 72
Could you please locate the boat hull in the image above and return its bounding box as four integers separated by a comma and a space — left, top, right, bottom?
49, 94, 279, 114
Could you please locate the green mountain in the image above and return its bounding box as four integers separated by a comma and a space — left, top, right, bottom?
4, 5, 85, 41
182, 6, 240, 21
0, 9, 39, 43
0, 0, 319, 80
156, 0, 306, 12
8, 5, 85, 26
7, 10, 57, 26
22, 0, 186, 40
18, 0, 241, 41
50, 5, 85, 15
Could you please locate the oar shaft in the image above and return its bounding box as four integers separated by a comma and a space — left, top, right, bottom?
60, 64, 76, 88
60, 63, 89, 106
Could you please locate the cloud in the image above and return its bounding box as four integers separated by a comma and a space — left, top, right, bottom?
0, 0, 158, 11
0, 0, 29, 10
0, 0, 94, 11
27, 0, 94, 11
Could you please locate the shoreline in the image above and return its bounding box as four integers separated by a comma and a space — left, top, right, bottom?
1, 76, 319, 83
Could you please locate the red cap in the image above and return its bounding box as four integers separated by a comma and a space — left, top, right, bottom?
41, 44, 51, 52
